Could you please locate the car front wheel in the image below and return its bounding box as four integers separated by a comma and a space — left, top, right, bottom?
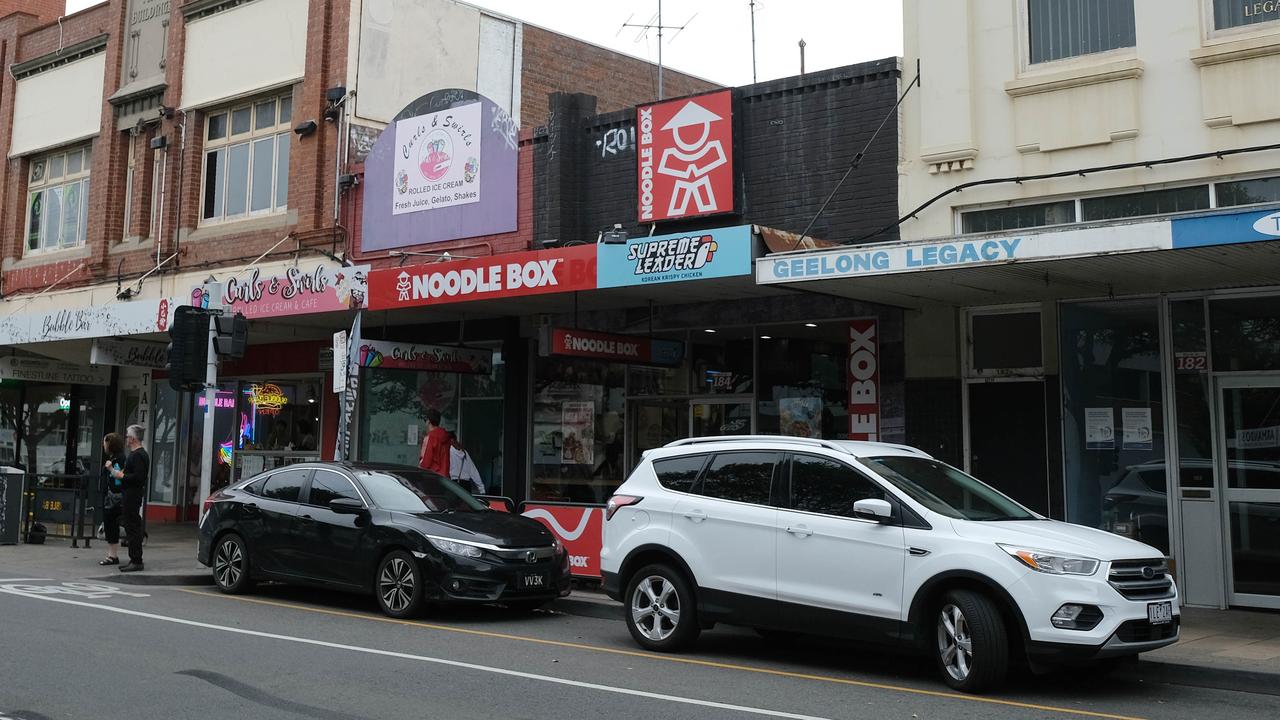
625, 564, 700, 652
376, 550, 425, 619
933, 589, 1009, 693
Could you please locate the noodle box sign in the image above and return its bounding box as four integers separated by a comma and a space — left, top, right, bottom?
368, 245, 596, 310
520, 504, 604, 578
548, 328, 685, 368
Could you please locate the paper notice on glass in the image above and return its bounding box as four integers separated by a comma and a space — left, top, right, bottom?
1122, 408, 1153, 450
1085, 408, 1115, 450
780, 397, 822, 438
561, 401, 596, 465
407, 424, 419, 446
239, 454, 265, 478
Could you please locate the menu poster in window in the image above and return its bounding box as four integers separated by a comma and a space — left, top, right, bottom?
1122, 408, 1154, 450
407, 424, 419, 447
1086, 407, 1115, 450
561, 401, 596, 465
780, 397, 822, 439
239, 454, 265, 479
532, 401, 563, 465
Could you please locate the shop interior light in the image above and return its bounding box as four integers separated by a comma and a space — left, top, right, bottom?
804, 322, 818, 328
703, 329, 717, 333
760, 335, 772, 340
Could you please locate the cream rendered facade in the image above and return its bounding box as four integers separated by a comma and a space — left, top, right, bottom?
900, 0, 1280, 240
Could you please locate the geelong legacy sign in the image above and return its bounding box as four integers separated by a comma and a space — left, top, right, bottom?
756, 221, 1172, 284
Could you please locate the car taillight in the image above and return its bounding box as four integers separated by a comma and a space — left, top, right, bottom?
606, 495, 642, 521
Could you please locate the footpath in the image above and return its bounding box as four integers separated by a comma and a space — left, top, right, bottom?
3, 522, 1278, 696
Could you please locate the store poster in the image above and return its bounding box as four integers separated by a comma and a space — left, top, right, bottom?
520, 504, 604, 578
561, 401, 596, 465
1122, 408, 1153, 450
1086, 407, 1115, 450
780, 397, 822, 439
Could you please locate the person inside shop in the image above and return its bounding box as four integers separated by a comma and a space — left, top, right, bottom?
267, 419, 293, 451
108, 424, 149, 572
295, 420, 317, 452
98, 433, 128, 566
418, 408, 451, 477
447, 431, 486, 495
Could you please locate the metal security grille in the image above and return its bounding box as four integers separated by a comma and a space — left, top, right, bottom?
1028, 0, 1136, 65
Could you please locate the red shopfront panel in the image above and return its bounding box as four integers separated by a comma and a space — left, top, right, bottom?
520, 502, 604, 578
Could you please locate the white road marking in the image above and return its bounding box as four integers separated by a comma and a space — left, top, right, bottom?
0, 581, 149, 599
0, 578, 52, 582
0, 587, 832, 720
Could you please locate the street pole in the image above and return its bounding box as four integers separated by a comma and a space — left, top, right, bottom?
198, 313, 217, 520
750, 0, 757, 84
657, 0, 664, 100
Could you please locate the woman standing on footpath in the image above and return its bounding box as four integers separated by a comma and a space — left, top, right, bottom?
98, 433, 127, 566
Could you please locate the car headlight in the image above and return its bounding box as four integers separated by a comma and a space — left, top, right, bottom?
552, 538, 564, 556
998, 544, 1099, 576
427, 536, 484, 559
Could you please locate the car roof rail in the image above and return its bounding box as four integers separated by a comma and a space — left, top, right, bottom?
663, 435, 855, 456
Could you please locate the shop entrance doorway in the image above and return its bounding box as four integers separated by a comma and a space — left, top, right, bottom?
1217, 377, 1280, 609
967, 380, 1049, 515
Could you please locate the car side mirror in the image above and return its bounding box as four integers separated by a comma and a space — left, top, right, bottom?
329, 498, 366, 515
853, 498, 894, 524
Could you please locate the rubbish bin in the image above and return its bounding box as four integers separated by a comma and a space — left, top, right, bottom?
0, 466, 24, 545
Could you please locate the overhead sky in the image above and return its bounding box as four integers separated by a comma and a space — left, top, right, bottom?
64, 0, 902, 86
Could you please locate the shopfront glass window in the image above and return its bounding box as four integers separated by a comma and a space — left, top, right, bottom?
239, 380, 322, 453
73, 386, 107, 478
150, 384, 180, 505
691, 328, 753, 395
190, 384, 237, 500
23, 385, 72, 476
459, 352, 505, 494
362, 369, 460, 467
0, 386, 20, 467
1171, 300, 1214, 491
629, 332, 689, 396
531, 358, 626, 504
1211, 296, 1280, 372
1060, 300, 1169, 553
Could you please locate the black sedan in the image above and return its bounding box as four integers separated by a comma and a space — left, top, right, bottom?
197, 462, 571, 617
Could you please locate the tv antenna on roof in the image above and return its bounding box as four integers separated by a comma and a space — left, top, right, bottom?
618, 1, 697, 100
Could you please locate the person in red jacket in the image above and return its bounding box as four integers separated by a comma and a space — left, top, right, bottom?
419, 408, 451, 476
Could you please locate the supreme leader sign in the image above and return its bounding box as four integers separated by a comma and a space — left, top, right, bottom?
637, 90, 734, 223
367, 245, 597, 310
847, 318, 880, 441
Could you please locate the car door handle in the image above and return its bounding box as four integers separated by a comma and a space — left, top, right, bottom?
682, 510, 707, 522
243, 503, 259, 514
299, 514, 314, 525
785, 525, 813, 537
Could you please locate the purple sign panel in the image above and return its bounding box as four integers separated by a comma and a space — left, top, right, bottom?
361, 89, 519, 250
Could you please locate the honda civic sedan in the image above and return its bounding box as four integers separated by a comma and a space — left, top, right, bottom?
197, 462, 571, 617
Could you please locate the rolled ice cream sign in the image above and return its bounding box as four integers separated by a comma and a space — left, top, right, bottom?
363, 89, 518, 250
191, 263, 369, 319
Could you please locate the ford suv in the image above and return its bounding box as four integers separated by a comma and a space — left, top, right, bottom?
600, 436, 1179, 692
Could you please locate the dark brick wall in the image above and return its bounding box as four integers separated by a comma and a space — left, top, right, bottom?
534, 59, 902, 247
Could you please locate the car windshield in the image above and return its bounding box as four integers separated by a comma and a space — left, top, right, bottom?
357, 469, 485, 513
862, 456, 1037, 521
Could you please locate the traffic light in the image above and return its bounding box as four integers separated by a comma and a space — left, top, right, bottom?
214, 313, 249, 359
167, 306, 210, 392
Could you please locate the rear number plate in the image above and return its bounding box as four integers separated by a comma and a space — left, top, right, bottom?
521, 572, 547, 589
1147, 601, 1173, 625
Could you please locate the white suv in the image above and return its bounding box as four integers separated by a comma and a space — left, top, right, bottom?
600, 436, 1179, 692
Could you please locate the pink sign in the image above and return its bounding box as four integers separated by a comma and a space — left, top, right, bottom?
190, 264, 369, 319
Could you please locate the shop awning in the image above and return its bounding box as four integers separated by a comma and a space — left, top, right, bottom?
756, 206, 1280, 309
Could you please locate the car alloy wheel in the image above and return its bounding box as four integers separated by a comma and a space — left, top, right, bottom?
211, 534, 252, 594
631, 575, 682, 642
937, 603, 973, 682
379, 557, 416, 614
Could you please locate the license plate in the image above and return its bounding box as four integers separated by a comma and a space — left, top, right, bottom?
1147, 601, 1173, 625
521, 573, 547, 589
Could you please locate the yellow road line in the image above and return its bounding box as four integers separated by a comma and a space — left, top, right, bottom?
176, 588, 1146, 720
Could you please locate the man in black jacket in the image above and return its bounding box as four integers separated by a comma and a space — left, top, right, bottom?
110, 424, 149, 572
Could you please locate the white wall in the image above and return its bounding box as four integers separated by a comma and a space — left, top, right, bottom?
351, 0, 520, 124
10, 54, 106, 157
182, 0, 309, 109
901, 0, 1280, 241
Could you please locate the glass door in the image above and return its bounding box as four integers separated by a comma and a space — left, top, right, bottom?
691, 399, 754, 437
1218, 377, 1280, 609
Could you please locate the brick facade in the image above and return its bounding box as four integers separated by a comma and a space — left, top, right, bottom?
519, 24, 719, 128
0, 1, 720, 297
